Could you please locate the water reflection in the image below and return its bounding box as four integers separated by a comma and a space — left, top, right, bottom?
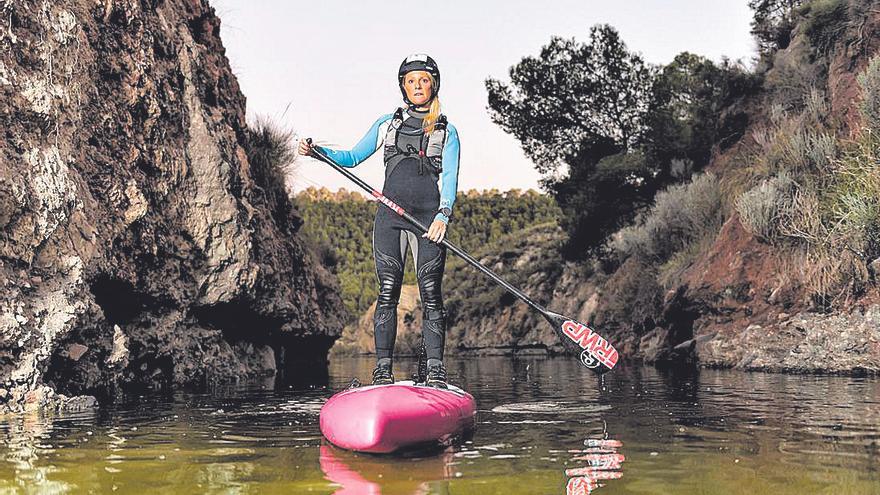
564, 438, 625, 494
1, 410, 85, 493
320, 445, 456, 495
0, 357, 877, 494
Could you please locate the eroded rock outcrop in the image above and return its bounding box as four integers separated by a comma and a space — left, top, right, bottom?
0, 0, 345, 412
681, 215, 880, 373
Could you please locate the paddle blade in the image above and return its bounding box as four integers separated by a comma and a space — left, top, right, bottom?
544, 311, 619, 375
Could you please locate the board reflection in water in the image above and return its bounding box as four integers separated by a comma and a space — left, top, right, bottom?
320, 444, 457, 494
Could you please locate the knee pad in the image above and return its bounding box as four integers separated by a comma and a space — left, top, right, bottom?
375, 264, 403, 309
417, 271, 444, 312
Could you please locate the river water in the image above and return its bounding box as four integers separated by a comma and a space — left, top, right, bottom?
1, 356, 878, 494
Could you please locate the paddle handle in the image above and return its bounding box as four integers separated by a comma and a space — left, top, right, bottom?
306, 140, 550, 316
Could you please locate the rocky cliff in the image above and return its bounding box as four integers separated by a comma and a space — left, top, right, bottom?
0, 0, 345, 412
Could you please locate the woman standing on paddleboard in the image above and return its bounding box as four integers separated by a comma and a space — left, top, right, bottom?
298, 54, 461, 388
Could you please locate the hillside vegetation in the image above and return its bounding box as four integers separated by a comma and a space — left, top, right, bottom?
294, 188, 560, 317
479, 0, 880, 371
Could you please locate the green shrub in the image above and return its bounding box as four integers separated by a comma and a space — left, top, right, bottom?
735, 172, 797, 242
245, 116, 300, 233
802, 87, 829, 124
824, 132, 880, 260
738, 90, 836, 183
764, 38, 823, 111
782, 127, 836, 172
857, 55, 880, 133
611, 173, 723, 263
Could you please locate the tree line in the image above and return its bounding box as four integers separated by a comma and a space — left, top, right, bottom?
294, 187, 560, 317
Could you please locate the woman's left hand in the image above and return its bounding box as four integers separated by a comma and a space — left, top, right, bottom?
423, 219, 447, 243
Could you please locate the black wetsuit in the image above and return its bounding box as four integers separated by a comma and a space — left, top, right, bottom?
373, 108, 448, 361
319, 108, 461, 363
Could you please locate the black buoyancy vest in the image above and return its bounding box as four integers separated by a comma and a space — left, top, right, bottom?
382, 107, 448, 178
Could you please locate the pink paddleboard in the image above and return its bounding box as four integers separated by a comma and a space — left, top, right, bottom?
320, 380, 477, 454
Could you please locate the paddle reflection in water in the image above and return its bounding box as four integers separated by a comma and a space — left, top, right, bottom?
565, 438, 626, 494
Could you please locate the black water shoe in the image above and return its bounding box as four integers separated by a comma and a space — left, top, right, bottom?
426, 362, 448, 389
371, 362, 394, 385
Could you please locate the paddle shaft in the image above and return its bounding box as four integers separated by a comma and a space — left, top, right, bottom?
307, 142, 550, 317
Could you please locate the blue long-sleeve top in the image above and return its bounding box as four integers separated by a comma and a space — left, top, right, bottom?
318, 113, 461, 224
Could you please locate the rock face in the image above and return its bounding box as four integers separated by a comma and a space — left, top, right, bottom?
668, 214, 880, 373
698, 305, 880, 374
0, 0, 345, 412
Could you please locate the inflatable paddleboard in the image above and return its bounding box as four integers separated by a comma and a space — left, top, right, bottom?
319, 380, 476, 454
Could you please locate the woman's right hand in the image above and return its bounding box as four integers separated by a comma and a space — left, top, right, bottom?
297, 138, 313, 156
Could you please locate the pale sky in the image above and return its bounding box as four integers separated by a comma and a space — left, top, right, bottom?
210, 0, 758, 194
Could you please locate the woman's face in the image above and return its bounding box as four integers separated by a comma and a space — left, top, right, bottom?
402, 70, 433, 107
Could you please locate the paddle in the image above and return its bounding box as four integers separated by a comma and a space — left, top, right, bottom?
306, 139, 618, 375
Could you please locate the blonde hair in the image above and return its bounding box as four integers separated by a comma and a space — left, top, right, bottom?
423, 86, 442, 134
